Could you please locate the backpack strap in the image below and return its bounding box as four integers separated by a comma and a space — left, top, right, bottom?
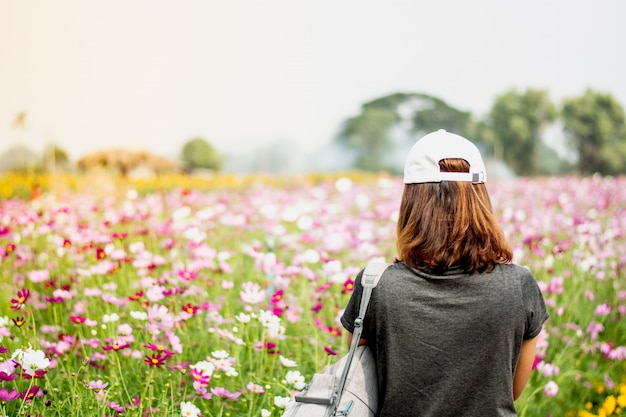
334, 261, 392, 413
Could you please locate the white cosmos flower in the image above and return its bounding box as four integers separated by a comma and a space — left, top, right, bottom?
102, 313, 120, 323
285, 370, 306, 390
180, 401, 201, 417
274, 395, 292, 408
20, 349, 51, 375
191, 360, 215, 376
235, 313, 251, 323
335, 177, 352, 192
130, 311, 148, 321
211, 350, 229, 359
11, 344, 34, 363
303, 249, 320, 264
279, 356, 297, 368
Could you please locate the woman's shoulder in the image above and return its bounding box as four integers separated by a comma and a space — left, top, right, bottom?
495, 262, 534, 275
493, 263, 542, 289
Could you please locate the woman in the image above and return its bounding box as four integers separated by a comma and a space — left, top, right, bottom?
341, 129, 549, 417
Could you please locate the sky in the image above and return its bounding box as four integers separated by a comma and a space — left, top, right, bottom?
1, 0, 625, 165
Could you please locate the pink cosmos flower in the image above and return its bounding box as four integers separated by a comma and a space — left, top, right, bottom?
145, 352, 168, 367
20, 385, 42, 401
117, 323, 133, 337
165, 331, 183, 354
166, 361, 190, 373
593, 303, 611, 316
247, 382, 265, 394
0, 387, 19, 402
536, 361, 560, 377
102, 339, 130, 351
546, 276, 563, 295
70, 315, 87, 324
182, 303, 199, 315
193, 384, 213, 400
108, 401, 125, 413
190, 368, 211, 386
240, 282, 266, 304
26, 269, 49, 283
0, 371, 16, 381
543, 381, 558, 397
145, 285, 166, 302
210, 387, 241, 400
219, 259, 232, 273
586, 321, 604, 340
310, 303, 323, 312
270, 289, 284, 304
324, 346, 337, 356
87, 379, 109, 390
144, 343, 175, 357
10, 288, 30, 310
177, 268, 197, 282
285, 305, 303, 323
147, 304, 175, 330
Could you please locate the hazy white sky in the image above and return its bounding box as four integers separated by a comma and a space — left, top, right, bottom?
1, 0, 625, 160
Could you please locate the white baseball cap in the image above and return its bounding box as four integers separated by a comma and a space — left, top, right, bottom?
403, 129, 487, 184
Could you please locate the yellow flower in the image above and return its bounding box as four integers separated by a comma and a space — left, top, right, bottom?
617, 394, 626, 408
601, 396, 616, 416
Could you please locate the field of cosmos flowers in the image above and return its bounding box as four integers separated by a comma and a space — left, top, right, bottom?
0, 172, 625, 417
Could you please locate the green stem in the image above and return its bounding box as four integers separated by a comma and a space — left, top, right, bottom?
15, 376, 35, 417
114, 353, 132, 403
139, 367, 156, 413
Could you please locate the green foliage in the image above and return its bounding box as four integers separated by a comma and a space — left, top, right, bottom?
338, 107, 395, 172
336, 92, 476, 172
181, 137, 223, 172
486, 88, 558, 176
536, 142, 575, 175
362, 92, 475, 138
562, 89, 626, 175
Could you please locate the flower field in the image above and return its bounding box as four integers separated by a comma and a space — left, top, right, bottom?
0, 172, 625, 417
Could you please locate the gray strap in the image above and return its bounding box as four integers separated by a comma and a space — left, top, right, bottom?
333, 261, 391, 413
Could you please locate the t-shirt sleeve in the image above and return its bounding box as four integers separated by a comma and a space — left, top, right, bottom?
521, 271, 550, 339
340, 270, 364, 333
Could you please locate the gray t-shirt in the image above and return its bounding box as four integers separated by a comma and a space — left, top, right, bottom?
340, 262, 549, 417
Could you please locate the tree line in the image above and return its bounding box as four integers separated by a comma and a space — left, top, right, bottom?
336, 88, 626, 176
4, 88, 625, 177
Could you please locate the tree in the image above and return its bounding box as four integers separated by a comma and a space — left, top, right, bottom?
336, 92, 477, 173
42, 143, 71, 172
487, 88, 557, 176
0, 145, 40, 173
337, 107, 395, 172
363, 92, 475, 138
561, 90, 626, 175
180, 138, 222, 173
11, 111, 31, 172
77, 149, 180, 176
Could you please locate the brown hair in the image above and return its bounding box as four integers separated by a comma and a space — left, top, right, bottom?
396, 158, 512, 274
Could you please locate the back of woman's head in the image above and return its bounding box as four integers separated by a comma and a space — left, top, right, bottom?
396, 158, 512, 274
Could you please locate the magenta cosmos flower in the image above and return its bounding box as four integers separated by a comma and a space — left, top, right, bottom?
0, 387, 19, 402
10, 288, 30, 310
